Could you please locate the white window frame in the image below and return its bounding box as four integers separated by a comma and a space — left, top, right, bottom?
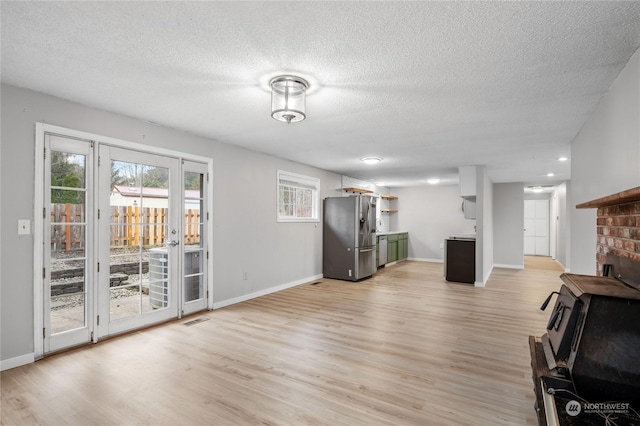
277, 170, 320, 223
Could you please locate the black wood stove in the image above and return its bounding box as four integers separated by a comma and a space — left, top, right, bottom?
530, 256, 640, 425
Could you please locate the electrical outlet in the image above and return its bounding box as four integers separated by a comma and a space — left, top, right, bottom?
440, 243, 444, 249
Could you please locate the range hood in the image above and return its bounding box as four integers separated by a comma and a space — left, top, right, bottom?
462, 198, 476, 220
459, 166, 477, 220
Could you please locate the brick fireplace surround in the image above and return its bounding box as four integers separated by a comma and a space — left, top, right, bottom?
577, 186, 640, 276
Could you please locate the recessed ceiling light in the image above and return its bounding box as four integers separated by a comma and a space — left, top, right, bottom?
361, 157, 382, 165
558, 157, 569, 162
426, 178, 441, 184
547, 173, 555, 177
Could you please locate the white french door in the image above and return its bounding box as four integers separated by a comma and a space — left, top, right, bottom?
38, 125, 211, 357
43, 134, 94, 353
96, 146, 181, 337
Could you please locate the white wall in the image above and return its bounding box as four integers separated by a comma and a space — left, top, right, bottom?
476, 166, 494, 285
393, 185, 473, 262
570, 48, 640, 274
552, 182, 570, 271
393, 167, 496, 285
493, 183, 524, 268
0, 84, 342, 364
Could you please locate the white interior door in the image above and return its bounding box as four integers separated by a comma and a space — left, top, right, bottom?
524, 199, 549, 256
97, 146, 181, 338
44, 135, 94, 353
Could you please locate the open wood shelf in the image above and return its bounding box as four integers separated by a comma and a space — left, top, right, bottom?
343, 187, 373, 194
381, 194, 398, 200
381, 209, 398, 213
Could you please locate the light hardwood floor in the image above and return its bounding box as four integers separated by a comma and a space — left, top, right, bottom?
1, 257, 564, 425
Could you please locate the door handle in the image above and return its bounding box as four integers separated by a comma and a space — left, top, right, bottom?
167, 240, 179, 247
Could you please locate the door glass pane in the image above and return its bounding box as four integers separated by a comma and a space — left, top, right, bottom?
184, 171, 204, 302
50, 151, 87, 334
109, 161, 169, 320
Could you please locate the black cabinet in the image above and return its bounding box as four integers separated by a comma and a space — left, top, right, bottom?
445, 239, 475, 284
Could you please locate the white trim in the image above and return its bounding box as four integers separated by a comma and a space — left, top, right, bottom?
493, 263, 525, 270
475, 265, 494, 287
552, 259, 569, 272
213, 274, 323, 309
33, 123, 46, 359
276, 169, 320, 223
38, 123, 210, 163
1, 353, 35, 371
207, 164, 214, 311
408, 257, 444, 263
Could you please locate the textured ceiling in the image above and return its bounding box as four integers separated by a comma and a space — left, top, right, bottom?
2, 1, 639, 187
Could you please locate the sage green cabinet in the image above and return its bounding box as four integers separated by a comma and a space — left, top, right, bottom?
387, 234, 398, 263
398, 233, 408, 260
377, 232, 408, 265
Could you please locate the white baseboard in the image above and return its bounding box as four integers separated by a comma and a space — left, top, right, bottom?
475, 265, 494, 287
408, 257, 444, 263
553, 259, 570, 272
213, 274, 323, 310
1, 353, 35, 371
494, 263, 525, 270
2, 275, 325, 369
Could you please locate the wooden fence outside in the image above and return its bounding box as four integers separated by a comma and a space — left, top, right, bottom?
51, 203, 85, 252
51, 204, 201, 252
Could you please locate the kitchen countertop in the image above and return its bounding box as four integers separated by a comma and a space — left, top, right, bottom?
448, 233, 476, 240
376, 231, 407, 236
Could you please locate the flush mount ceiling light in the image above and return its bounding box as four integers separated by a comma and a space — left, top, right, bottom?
427, 178, 441, 185
361, 157, 382, 165
532, 186, 544, 193
547, 173, 555, 177
270, 75, 308, 124
558, 157, 569, 162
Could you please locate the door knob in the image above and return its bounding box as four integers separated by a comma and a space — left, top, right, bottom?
167, 240, 179, 247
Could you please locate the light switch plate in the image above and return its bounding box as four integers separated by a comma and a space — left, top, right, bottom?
18, 219, 31, 235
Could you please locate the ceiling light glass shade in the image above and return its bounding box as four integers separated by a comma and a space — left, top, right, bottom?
558, 157, 569, 162
361, 157, 382, 164
427, 178, 441, 184
270, 75, 308, 124
532, 186, 544, 193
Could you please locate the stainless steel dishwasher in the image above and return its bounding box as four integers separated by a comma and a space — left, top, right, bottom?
378, 235, 387, 266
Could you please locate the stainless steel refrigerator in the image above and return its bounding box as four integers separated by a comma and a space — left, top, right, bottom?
323, 194, 377, 281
